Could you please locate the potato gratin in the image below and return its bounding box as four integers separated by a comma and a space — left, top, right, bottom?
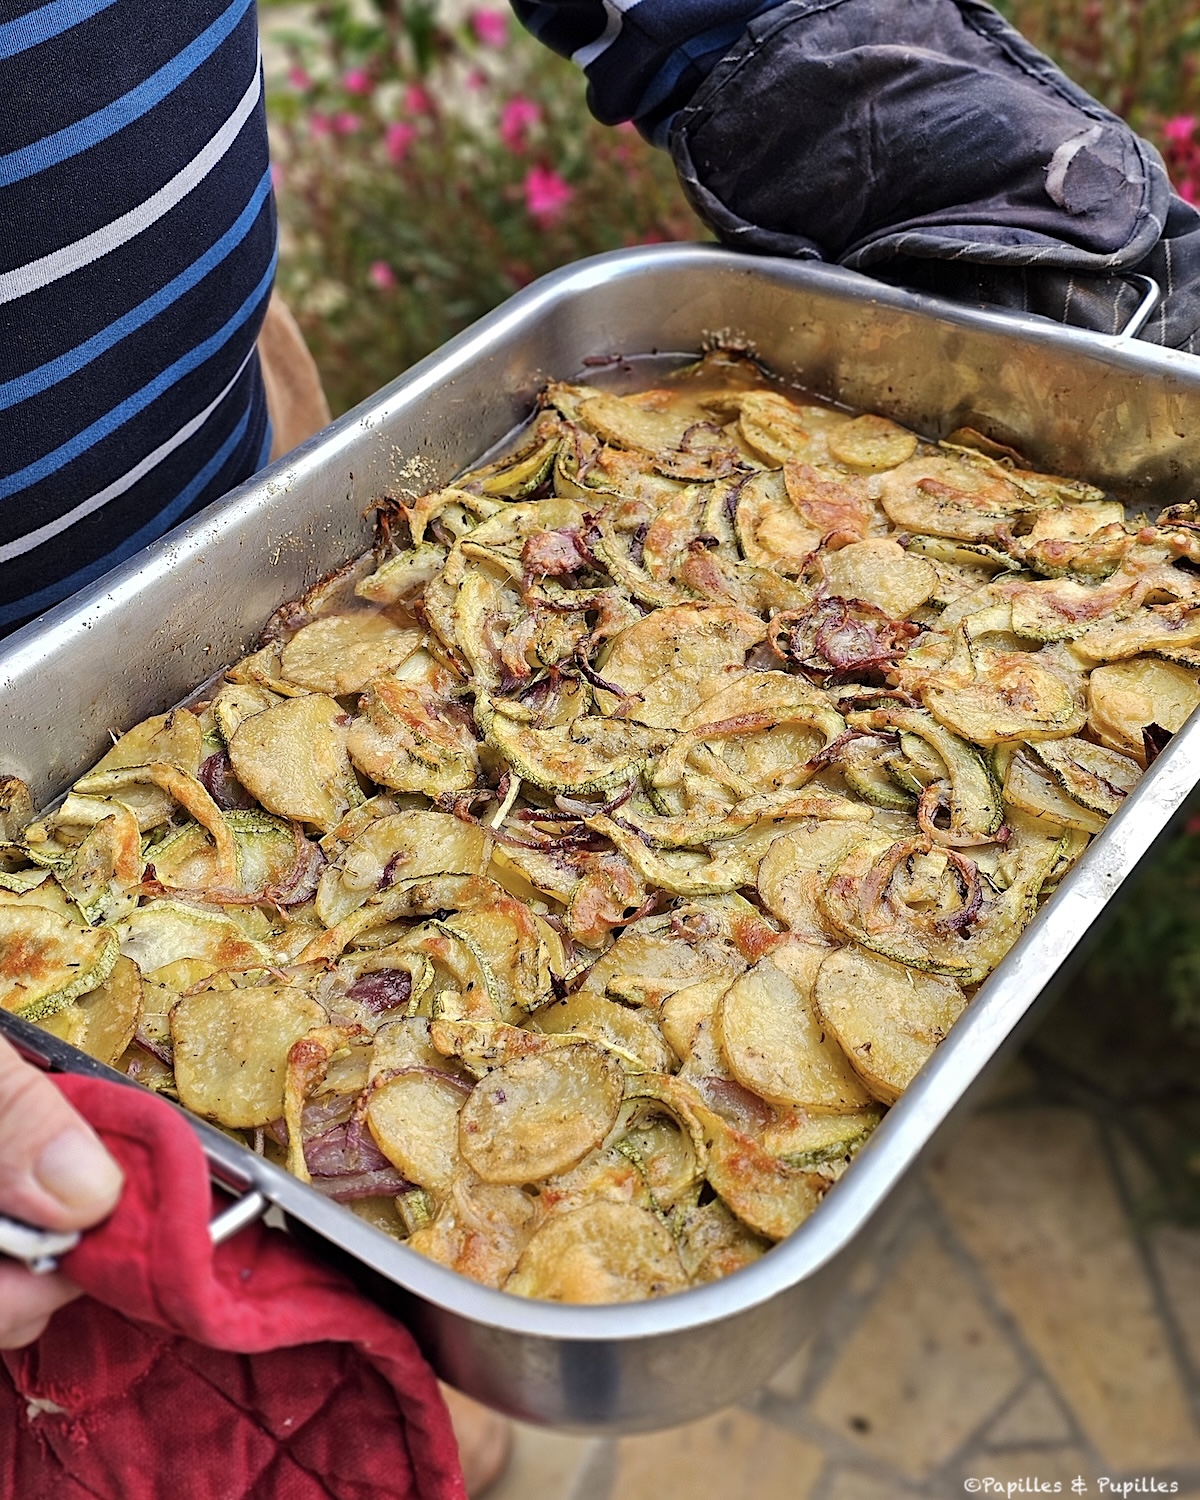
2, 352, 1195, 1303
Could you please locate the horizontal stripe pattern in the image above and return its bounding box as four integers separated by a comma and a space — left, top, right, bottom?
0, 0, 120, 61
0, 0, 275, 634
512, 0, 782, 141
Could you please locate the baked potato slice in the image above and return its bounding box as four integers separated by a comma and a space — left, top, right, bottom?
813, 946, 968, 1104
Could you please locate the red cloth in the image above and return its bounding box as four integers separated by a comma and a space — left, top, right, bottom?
0, 1075, 466, 1500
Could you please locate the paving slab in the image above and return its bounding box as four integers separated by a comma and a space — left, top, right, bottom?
955, 1444, 1102, 1494
1152, 1225, 1200, 1375
810, 1225, 1023, 1482
820, 1468, 919, 1500
485, 1423, 595, 1500
609, 1407, 826, 1500
929, 1107, 1200, 1472
983, 1381, 1074, 1448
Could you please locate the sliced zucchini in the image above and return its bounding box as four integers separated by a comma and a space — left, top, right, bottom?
878, 455, 1041, 540
1028, 736, 1141, 817
40, 955, 143, 1067
819, 831, 1063, 985
848, 707, 1002, 837
1003, 753, 1106, 834
0, 905, 119, 1021
1074, 607, 1200, 664
348, 678, 480, 797
921, 653, 1086, 745
355, 543, 448, 606
477, 695, 670, 797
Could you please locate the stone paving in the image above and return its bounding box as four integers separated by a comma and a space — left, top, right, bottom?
484, 1056, 1200, 1500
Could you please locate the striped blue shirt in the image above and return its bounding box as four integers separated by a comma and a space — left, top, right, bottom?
0, 0, 274, 634
0, 0, 766, 636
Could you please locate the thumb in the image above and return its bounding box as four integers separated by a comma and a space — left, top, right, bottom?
0, 1036, 123, 1232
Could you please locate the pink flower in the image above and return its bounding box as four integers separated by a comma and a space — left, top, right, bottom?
1180, 177, 1198, 206
471, 9, 507, 47
385, 121, 418, 163
333, 112, 361, 135
342, 68, 372, 96
523, 164, 573, 225
288, 66, 311, 90
499, 96, 541, 153
270, 162, 284, 188
368, 261, 397, 291
1164, 115, 1197, 145
404, 83, 433, 116
465, 68, 488, 92
309, 112, 333, 138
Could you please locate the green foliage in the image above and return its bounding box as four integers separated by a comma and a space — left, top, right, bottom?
992, 0, 1200, 127
1082, 818, 1200, 1032
265, 0, 701, 415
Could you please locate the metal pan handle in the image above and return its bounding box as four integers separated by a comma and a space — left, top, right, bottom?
0, 1011, 270, 1268
209, 1187, 269, 1245
1112, 274, 1162, 342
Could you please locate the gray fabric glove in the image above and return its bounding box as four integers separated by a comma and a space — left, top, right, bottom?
669, 0, 1200, 350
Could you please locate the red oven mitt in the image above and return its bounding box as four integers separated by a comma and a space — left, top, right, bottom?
0, 1074, 466, 1500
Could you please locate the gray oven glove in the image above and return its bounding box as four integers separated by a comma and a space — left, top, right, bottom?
669, 0, 1200, 352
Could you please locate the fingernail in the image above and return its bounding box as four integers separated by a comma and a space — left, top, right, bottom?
35, 1129, 123, 1215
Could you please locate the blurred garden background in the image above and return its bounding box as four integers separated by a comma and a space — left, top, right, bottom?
261, 0, 1200, 417
261, 0, 1200, 1225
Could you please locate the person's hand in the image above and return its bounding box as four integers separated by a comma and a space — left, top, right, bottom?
0, 1037, 123, 1348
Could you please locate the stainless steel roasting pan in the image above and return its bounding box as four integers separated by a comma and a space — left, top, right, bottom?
3, 245, 1200, 1433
